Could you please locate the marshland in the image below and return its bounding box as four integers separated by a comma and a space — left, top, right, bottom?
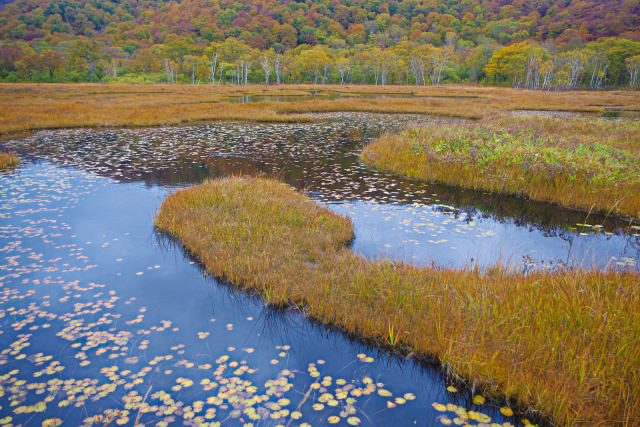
1, 84, 639, 427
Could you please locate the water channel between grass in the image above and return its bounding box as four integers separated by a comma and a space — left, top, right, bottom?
0, 112, 638, 426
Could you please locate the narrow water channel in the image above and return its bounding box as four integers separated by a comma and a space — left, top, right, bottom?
0, 113, 637, 426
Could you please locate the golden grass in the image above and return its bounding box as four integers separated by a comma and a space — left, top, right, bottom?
274, 97, 487, 119
362, 115, 640, 220
0, 151, 18, 169
156, 176, 640, 427
1, 83, 640, 135
0, 83, 314, 134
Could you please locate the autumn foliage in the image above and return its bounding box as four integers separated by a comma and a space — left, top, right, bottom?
0, 0, 640, 88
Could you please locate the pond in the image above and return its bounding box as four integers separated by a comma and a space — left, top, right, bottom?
225, 92, 462, 103
5, 113, 638, 270
0, 113, 637, 426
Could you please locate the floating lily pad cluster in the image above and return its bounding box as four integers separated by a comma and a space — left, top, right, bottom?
3, 113, 637, 270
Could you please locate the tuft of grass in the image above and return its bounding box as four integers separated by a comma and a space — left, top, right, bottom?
362, 115, 640, 220
0, 151, 18, 169
156, 176, 640, 426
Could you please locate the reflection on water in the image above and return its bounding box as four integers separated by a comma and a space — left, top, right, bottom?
3, 111, 634, 426
0, 162, 530, 426
4, 112, 638, 270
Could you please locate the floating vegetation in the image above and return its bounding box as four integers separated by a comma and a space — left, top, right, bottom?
432, 401, 527, 426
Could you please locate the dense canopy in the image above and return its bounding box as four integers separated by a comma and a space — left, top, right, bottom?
1, 0, 639, 87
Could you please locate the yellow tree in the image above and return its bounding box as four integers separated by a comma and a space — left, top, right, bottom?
408, 44, 432, 85
299, 46, 332, 84
484, 41, 528, 86
216, 38, 252, 84
259, 49, 275, 84
428, 45, 454, 85
559, 50, 587, 88
334, 53, 351, 84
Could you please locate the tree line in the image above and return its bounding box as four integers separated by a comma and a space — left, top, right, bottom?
2, 36, 640, 89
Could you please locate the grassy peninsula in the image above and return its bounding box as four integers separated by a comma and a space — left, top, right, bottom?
362, 115, 640, 219
156, 176, 640, 426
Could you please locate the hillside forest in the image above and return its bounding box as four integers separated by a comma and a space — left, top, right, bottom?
1, 0, 640, 88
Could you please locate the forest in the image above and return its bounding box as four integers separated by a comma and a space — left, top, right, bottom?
1, 0, 640, 88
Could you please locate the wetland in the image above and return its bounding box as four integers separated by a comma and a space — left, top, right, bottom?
1, 87, 639, 426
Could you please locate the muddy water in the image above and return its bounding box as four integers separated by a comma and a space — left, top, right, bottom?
0, 112, 637, 427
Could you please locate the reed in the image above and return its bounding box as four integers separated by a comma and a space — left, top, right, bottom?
0, 151, 18, 169
362, 115, 640, 220
156, 176, 640, 427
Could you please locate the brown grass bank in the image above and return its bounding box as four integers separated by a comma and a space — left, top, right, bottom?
0, 83, 313, 134
156, 176, 640, 426
2, 83, 640, 135
0, 151, 18, 169
362, 115, 640, 220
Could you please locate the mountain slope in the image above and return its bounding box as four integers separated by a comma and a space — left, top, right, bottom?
1, 0, 639, 48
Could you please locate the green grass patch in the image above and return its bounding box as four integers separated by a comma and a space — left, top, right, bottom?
361, 115, 640, 219
156, 176, 640, 426
0, 151, 18, 170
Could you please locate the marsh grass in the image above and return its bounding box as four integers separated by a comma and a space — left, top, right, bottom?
273, 97, 486, 119
2, 83, 640, 135
362, 115, 640, 220
0, 84, 315, 134
0, 151, 18, 169
156, 176, 640, 426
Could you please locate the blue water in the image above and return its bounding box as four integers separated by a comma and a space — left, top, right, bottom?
1, 112, 636, 426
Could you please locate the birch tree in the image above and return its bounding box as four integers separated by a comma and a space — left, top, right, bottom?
627, 55, 640, 88
259, 50, 274, 84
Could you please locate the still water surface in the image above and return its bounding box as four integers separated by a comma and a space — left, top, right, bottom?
1, 113, 637, 426
6, 113, 638, 269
